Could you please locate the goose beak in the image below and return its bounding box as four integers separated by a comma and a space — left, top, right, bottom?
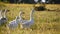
22, 12, 25, 14
6, 10, 10, 12
7, 10, 10, 12
2, 9, 10, 12
16, 16, 19, 19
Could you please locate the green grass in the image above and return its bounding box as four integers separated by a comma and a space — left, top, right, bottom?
0, 3, 60, 34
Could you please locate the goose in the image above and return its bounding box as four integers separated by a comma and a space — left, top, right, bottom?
0, 9, 9, 26
19, 8, 35, 29
8, 16, 19, 29
8, 11, 24, 29
17, 11, 24, 24
0, 10, 3, 20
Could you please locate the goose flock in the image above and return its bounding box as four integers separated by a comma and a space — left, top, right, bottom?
0, 8, 35, 30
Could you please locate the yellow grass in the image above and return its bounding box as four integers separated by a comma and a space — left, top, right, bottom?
0, 3, 60, 34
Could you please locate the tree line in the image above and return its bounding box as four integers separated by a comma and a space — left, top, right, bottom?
0, 0, 60, 4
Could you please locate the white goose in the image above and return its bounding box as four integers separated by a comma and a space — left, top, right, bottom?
0, 9, 9, 26
8, 16, 19, 29
17, 11, 24, 24
8, 11, 24, 29
19, 8, 35, 28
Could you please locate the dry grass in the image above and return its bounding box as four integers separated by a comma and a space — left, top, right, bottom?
0, 3, 60, 34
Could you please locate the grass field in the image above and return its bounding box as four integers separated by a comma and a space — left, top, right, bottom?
0, 2, 60, 34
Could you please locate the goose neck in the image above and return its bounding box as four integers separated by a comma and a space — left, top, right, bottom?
30, 10, 34, 21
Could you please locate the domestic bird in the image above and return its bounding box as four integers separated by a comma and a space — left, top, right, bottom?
19, 8, 35, 29
8, 10, 24, 29
0, 10, 3, 20
8, 16, 19, 29
0, 9, 9, 26
17, 11, 24, 24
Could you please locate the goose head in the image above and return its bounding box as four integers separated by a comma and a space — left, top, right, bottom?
31, 8, 35, 13
16, 16, 19, 19
19, 11, 25, 15
2, 9, 10, 13
19, 10, 25, 19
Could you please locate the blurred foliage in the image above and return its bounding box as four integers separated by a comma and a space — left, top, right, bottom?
0, 3, 6, 10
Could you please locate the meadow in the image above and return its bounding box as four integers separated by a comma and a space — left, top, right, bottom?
0, 2, 60, 34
